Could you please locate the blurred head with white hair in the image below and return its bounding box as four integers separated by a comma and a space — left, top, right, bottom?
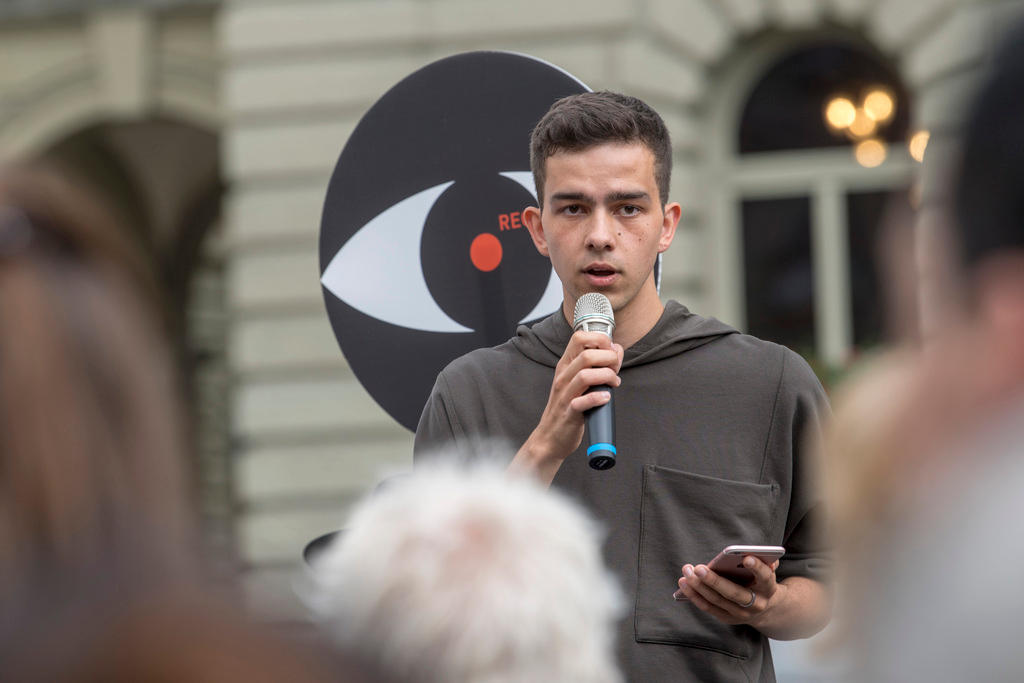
310, 459, 623, 683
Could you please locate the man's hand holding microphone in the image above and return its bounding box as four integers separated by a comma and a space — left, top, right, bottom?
508, 293, 622, 485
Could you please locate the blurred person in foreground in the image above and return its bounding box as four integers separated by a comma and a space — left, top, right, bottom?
309, 459, 624, 683
0, 163, 196, 602
0, 585, 350, 683
824, 20, 1024, 682
0, 165, 345, 682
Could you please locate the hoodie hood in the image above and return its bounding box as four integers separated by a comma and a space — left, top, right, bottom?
511, 300, 738, 369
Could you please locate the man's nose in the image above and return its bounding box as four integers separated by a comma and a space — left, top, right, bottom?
585, 210, 615, 250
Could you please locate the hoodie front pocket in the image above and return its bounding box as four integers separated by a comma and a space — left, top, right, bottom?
635, 463, 779, 658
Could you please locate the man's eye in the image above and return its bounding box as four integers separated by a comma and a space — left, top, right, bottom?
562, 204, 584, 215
619, 205, 641, 216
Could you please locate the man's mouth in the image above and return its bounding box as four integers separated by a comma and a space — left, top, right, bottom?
585, 264, 616, 277
584, 264, 618, 284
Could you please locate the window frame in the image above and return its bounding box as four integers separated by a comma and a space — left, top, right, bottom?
706, 31, 916, 367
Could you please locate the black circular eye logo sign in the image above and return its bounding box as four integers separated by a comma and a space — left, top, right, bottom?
319, 52, 589, 431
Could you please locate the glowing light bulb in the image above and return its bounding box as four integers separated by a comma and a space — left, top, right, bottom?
855, 139, 887, 168
864, 89, 895, 122
848, 108, 877, 138
825, 97, 857, 129
909, 130, 930, 162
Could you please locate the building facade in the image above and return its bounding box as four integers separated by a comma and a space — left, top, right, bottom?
1, 0, 1019, 625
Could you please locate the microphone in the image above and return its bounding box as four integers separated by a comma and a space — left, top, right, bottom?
573, 293, 616, 470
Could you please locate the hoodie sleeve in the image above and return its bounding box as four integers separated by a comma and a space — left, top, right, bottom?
413, 372, 462, 461
771, 348, 832, 585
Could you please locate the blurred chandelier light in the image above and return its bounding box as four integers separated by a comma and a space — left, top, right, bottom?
855, 139, 887, 168
863, 89, 894, 122
909, 130, 929, 162
825, 97, 857, 129
848, 109, 877, 138
825, 85, 898, 167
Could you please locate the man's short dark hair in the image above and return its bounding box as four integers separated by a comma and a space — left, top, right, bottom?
953, 20, 1024, 274
530, 91, 673, 207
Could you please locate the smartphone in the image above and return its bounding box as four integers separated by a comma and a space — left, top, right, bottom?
706, 545, 785, 586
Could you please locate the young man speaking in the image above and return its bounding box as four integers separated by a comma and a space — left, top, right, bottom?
415, 92, 830, 682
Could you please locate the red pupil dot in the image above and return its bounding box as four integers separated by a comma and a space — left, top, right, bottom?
470, 233, 502, 272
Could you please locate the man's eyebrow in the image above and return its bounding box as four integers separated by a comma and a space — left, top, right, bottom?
549, 191, 650, 204
606, 191, 650, 203
549, 192, 594, 203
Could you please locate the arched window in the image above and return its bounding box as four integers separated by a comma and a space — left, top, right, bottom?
739, 44, 909, 153
43, 118, 229, 551
708, 37, 920, 374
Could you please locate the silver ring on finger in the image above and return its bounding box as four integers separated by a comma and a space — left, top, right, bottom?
739, 590, 756, 608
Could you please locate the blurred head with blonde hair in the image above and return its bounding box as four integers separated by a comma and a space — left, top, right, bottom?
822, 18, 1024, 680
310, 458, 624, 683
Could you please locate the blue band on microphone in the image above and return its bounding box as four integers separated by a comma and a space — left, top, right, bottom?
587, 443, 616, 456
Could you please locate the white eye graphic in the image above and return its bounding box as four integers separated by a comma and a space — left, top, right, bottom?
321, 181, 472, 333
321, 174, 563, 333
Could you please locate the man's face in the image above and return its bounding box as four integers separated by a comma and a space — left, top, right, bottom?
523, 142, 680, 324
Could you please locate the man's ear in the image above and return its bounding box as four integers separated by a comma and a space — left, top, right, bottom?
658, 202, 682, 253
522, 206, 549, 257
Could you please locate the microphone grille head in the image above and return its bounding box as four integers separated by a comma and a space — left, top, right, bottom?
573, 293, 615, 334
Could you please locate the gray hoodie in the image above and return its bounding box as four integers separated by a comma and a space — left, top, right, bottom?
415, 300, 830, 682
